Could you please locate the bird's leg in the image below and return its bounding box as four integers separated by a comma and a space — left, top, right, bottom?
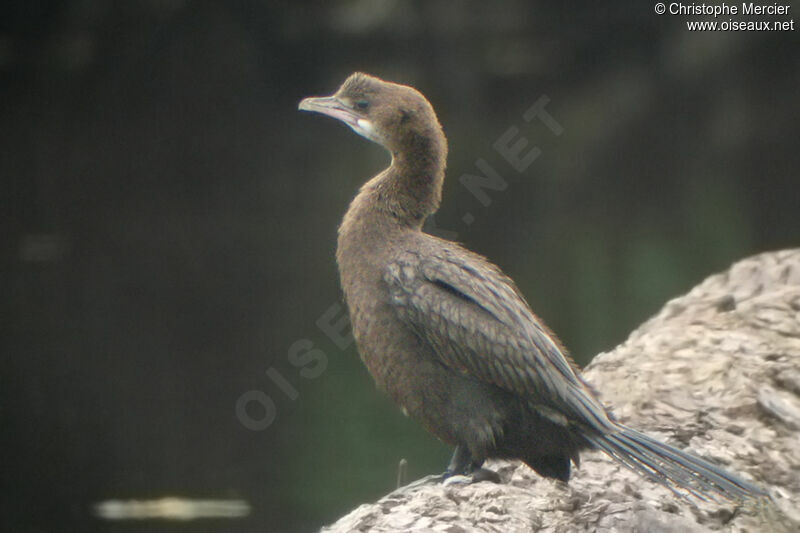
443, 446, 501, 484
445, 445, 473, 476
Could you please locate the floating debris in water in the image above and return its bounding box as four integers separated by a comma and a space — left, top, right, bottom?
93, 497, 250, 520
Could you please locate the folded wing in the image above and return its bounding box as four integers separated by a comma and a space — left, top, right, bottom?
384, 242, 616, 433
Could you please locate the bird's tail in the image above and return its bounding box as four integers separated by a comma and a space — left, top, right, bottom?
583, 425, 767, 501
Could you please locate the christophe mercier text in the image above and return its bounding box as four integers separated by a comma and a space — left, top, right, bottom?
668, 3, 791, 16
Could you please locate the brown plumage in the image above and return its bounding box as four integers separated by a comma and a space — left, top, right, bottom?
298, 72, 766, 499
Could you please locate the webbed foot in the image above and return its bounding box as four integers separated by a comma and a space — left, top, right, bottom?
442, 446, 501, 484
442, 467, 501, 485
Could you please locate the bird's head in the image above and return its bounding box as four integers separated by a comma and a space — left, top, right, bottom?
299, 72, 444, 157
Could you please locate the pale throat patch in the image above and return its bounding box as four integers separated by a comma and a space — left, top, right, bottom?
351, 118, 382, 144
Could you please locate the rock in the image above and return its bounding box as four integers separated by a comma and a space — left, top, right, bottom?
321, 249, 800, 532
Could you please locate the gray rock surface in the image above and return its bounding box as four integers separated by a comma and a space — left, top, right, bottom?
322, 249, 800, 532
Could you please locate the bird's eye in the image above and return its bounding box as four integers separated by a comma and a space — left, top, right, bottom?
354, 99, 369, 111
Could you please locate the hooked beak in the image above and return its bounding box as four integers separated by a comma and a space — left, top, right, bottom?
298, 95, 381, 144
298, 96, 359, 127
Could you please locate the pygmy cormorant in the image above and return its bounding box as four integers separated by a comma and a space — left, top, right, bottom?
299, 73, 766, 500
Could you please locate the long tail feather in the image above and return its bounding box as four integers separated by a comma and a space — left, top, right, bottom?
583, 425, 768, 501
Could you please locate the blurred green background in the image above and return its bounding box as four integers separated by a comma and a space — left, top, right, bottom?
2, 1, 798, 532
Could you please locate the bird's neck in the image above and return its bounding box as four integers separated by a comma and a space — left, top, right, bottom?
391, 130, 447, 221
337, 127, 447, 277
364, 127, 448, 227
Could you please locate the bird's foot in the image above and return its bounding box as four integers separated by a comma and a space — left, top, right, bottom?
442, 467, 501, 485
442, 446, 501, 484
